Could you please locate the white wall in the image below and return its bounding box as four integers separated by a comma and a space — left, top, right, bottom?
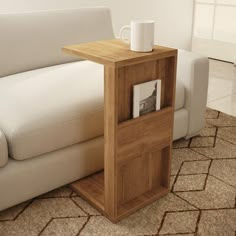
0, 0, 194, 50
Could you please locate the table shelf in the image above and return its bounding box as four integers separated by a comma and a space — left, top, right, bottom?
71, 172, 105, 212
118, 106, 174, 127
71, 169, 169, 221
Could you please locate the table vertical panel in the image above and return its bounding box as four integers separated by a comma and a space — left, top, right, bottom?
104, 66, 118, 219
157, 58, 167, 108
165, 56, 177, 107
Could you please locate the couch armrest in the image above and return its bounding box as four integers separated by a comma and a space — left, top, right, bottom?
177, 50, 209, 138
0, 129, 8, 167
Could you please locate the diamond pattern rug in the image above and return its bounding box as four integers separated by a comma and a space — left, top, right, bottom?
0, 108, 235, 236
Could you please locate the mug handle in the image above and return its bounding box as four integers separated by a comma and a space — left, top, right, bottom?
119, 25, 131, 44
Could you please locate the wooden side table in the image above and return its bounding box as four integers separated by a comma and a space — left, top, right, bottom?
63, 39, 177, 222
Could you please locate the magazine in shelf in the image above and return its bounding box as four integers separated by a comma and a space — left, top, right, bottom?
133, 79, 161, 118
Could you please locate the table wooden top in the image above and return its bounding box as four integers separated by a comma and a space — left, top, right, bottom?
63, 39, 177, 67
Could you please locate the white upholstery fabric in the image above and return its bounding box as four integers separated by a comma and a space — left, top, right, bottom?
0, 129, 8, 167
0, 61, 185, 161
0, 136, 104, 211
175, 80, 185, 111
177, 50, 209, 138
0, 8, 114, 78
0, 61, 104, 160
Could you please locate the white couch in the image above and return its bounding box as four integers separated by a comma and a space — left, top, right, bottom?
0, 8, 209, 211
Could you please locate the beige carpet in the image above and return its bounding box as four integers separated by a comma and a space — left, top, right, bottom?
0, 108, 235, 236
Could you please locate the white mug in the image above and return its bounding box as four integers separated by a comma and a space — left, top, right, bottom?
119, 20, 155, 52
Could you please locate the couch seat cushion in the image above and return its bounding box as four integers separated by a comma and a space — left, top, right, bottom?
0, 61, 104, 160
0, 61, 185, 160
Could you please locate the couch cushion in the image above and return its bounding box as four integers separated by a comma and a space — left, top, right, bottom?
0, 129, 8, 167
0, 8, 114, 77
175, 80, 185, 110
0, 61, 185, 160
0, 61, 104, 160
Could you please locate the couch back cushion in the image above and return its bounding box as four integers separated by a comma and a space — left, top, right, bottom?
0, 8, 114, 78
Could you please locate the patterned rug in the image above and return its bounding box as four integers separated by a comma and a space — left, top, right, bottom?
0, 109, 235, 236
